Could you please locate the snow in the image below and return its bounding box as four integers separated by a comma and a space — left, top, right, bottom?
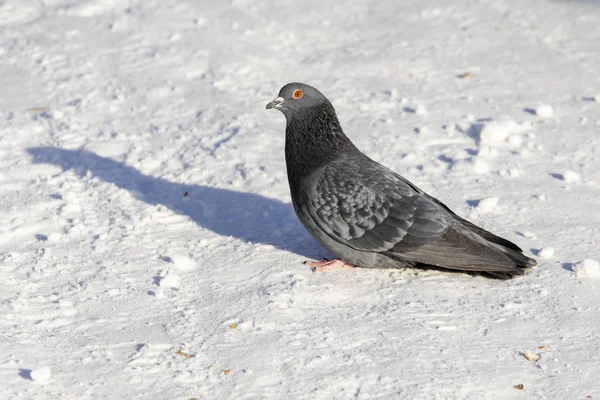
168, 254, 199, 272
415, 104, 428, 116
1, 0, 600, 399
479, 120, 511, 145
471, 157, 490, 174
158, 274, 180, 289
478, 117, 532, 148
30, 367, 52, 382
535, 104, 555, 119
562, 170, 581, 183
47, 232, 62, 243
537, 247, 556, 259
572, 259, 600, 279
476, 197, 499, 213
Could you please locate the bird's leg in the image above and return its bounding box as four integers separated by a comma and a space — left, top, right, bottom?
304, 258, 355, 272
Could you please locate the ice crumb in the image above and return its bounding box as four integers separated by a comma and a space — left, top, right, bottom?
480, 121, 510, 145
63, 192, 79, 202
518, 148, 533, 157
562, 170, 580, 182
479, 117, 530, 147
169, 254, 198, 272
535, 104, 554, 118
476, 197, 499, 213
501, 302, 524, 309
139, 343, 173, 352
237, 320, 254, 332
106, 288, 120, 297
401, 153, 417, 162
508, 135, 524, 148
519, 120, 534, 131
443, 124, 456, 136
472, 158, 489, 174
47, 232, 62, 243
521, 231, 535, 238
572, 259, 600, 278
509, 168, 521, 177
415, 104, 427, 116
477, 146, 492, 157
499, 168, 521, 178
62, 308, 78, 317
159, 274, 180, 288
30, 366, 52, 381
437, 326, 458, 331
538, 247, 555, 258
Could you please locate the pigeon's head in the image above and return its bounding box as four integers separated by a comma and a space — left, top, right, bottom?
266, 83, 330, 118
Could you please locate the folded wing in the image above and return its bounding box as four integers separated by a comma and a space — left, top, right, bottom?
301, 158, 527, 275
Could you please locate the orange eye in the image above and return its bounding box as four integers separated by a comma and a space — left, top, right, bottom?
293, 89, 303, 99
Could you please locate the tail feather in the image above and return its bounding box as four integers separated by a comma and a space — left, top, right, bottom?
424, 194, 526, 253
426, 195, 537, 272
497, 245, 537, 268
393, 228, 533, 277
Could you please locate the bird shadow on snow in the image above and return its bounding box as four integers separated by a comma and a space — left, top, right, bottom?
18, 369, 32, 380
26, 147, 325, 259
561, 263, 574, 272
455, 119, 490, 143
466, 199, 480, 208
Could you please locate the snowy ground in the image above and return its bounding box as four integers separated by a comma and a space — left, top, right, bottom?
1, 0, 600, 398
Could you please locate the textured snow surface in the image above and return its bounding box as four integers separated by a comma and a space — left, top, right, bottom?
1, 0, 600, 399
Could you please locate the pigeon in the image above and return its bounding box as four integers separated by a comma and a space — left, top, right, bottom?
266, 83, 537, 279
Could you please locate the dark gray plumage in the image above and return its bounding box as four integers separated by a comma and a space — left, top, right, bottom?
266, 83, 537, 279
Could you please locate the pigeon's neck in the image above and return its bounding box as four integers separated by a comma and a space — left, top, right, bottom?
284, 104, 357, 183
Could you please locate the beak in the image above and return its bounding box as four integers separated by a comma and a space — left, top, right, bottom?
266, 97, 285, 110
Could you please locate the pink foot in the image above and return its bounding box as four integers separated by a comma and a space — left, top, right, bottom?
304, 258, 355, 272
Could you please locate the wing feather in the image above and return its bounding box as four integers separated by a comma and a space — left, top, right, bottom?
304, 162, 448, 253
